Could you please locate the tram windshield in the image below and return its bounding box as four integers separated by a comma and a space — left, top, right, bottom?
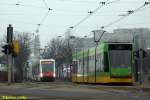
108, 44, 132, 68
41, 61, 54, 72
109, 50, 132, 68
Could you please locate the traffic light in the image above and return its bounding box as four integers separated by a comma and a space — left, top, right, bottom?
12, 40, 21, 57
1, 44, 13, 55
143, 50, 147, 58
133, 50, 139, 58
1, 40, 21, 56
1, 45, 8, 54
1, 24, 13, 55
134, 49, 147, 58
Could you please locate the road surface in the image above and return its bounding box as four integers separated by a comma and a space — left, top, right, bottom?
0, 81, 149, 100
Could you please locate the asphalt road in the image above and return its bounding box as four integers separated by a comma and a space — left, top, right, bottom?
0, 82, 150, 100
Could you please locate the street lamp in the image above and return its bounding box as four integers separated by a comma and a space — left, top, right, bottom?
93, 30, 106, 44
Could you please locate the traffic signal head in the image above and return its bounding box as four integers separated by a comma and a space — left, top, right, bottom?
1, 40, 21, 56
1, 45, 8, 54
12, 40, 21, 57
134, 49, 147, 58
143, 50, 147, 58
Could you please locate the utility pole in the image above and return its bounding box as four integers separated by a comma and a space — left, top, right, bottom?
139, 48, 143, 86
7, 24, 13, 85
138, 33, 145, 86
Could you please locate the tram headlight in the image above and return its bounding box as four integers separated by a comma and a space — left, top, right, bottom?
40, 73, 43, 77
53, 73, 56, 78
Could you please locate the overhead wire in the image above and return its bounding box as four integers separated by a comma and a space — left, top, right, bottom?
57, 0, 141, 4
42, 0, 49, 9
71, 0, 108, 29
1, 0, 149, 39
15, 4, 46, 9
0, 2, 47, 10
70, 0, 120, 30
138, 5, 150, 11
84, 1, 150, 38
64, 0, 120, 39
1, 1, 124, 13
35, 10, 51, 33
0, 13, 46, 16
35, 0, 52, 33
58, 0, 98, 4
0, 3, 16, 6
140, 0, 150, 11
102, 1, 150, 29
6, 3, 91, 12
1, 1, 48, 10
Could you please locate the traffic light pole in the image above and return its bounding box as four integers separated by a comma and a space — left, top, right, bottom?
7, 24, 13, 85
7, 51, 12, 85
12, 57, 15, 82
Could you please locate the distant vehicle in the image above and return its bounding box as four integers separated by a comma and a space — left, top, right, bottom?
72, 42, 134, 84
32, 59, 55, 81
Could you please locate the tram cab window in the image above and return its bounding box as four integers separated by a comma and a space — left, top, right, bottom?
104, 52, 109, 72
109, 44, 132, 50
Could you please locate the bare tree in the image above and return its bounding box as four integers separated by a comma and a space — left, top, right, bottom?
14, 33, 31, 82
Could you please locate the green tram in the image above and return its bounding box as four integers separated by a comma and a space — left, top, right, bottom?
72, 42, 134, 83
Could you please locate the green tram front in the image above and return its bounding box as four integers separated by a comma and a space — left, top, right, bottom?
108, 43, 133, 78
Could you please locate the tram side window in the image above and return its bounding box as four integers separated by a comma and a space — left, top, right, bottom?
81, 58, 83, 74
89, 55, 94, 73
91, 56, 95, 73
96, 54, 101, 72
104, 52, 109, 72
100, 54, 104, 71
92, 55, 95, 73
72, 61, 77, 74
76, 61, 78, 74
89, 56, 91, 73
78, 59, 83, 74
84, 56, 88, 75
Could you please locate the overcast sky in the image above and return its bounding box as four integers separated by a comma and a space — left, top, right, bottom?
0, 0, 150, 47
